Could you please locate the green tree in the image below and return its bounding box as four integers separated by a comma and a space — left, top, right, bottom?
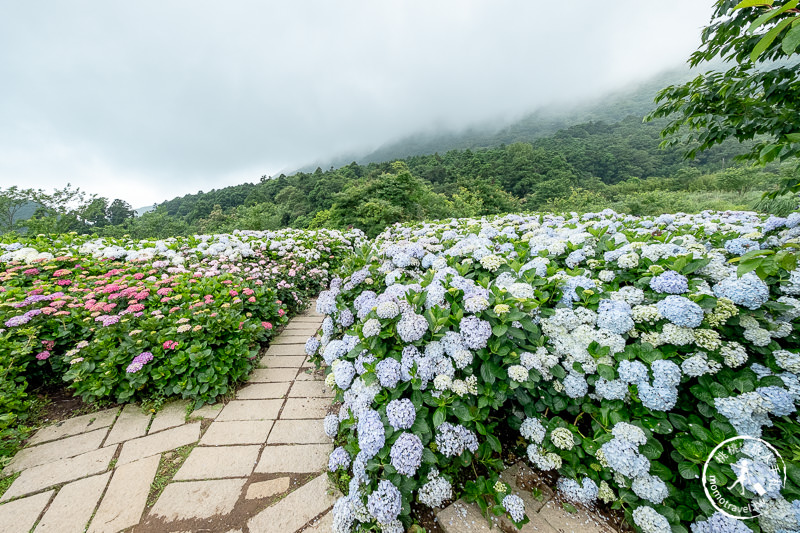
24, 184, 96, 235
647, 0, 800, 194
0, 186, 37, 234
107, 199, 135, 225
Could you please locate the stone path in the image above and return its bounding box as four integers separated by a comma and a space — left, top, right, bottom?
0, 304, 341, 533
436, 463, 619, 533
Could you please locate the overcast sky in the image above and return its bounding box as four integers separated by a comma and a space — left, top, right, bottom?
0, 1, 714, 207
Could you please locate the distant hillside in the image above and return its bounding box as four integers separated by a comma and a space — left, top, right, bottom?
135, 205, 155, 217
296, 66, 698, 173
12, 202, 40, 223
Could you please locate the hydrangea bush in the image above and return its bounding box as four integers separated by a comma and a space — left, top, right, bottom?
307, 211, 800, 533
0, 228, 365, 455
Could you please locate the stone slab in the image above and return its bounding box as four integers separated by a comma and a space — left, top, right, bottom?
272, 335, 312, 345
290, 316, 324, 323
282, 326, 320, 335
249, 367, 297, 382
0, 490, 54, 533
281, 398, 331, 419
267, 419, 328, 444
27, 408, 119, 446
265, 344, 307, 356
500, 462, 553, 514
295, 368, 325, 381
1, 446, 115, 502
247, 474, 338, 533
438, 500, 501, 532
103, 404, 152, 446
88, 454, 160, 533
149, 400, 189, 434
289, 381, 334, 398
255, 444, 331, 473
245, 476, 290, 499
217, 400, 282, 422
190, 403, 223, 419
537, 499, 617, 533
259, 355, 308, 368
117, 422, 200, 466
5, 427, 107, 474
303, 511, 334, 533
236, 382, 291, 400
150, 478, 246, 521
174, 445, 260, 480
34, 472, 111, 533
200, 420, 273, 446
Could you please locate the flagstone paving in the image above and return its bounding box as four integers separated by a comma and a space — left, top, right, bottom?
0, 303, 341, 533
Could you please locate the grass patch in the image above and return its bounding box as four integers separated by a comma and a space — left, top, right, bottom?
0, 472, 20, 500
146, 444, 196, 507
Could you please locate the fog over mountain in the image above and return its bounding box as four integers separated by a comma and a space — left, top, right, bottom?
0, 1, 713, 206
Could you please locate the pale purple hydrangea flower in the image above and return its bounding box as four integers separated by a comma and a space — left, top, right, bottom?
390, 432, 423, 476
386, 398, 416, 430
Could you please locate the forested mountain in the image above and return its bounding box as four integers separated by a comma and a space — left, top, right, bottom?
296, 67, 698, 172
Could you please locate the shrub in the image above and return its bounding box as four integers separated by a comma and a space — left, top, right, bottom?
309, 210, 800, 533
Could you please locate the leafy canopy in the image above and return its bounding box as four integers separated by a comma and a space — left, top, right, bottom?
646, 0, 800, 195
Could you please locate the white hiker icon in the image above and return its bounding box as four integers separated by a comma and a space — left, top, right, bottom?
729, 459, 767, 496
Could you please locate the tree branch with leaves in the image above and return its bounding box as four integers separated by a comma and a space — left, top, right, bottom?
646, 0, 800, 197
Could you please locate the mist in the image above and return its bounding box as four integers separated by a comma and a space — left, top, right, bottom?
0, 1, 714, 207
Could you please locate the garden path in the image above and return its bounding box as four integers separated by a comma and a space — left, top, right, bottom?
0, 303, 341, 533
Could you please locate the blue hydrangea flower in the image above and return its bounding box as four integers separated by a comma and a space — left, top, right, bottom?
390, 432, 423, 476
323, 339, 347, 365
691, 512, 752, 533
558, 477, 599, 505
638, 382, 678, 411
324, 413, 339, 438
376, 358, 402, 389
657, 295, 704, 328
560, 276, 597, 305
397, 311, 428, 343
328, 446, 351, 472
632, 473, 669, 504
305, 337, 321, 356
435, 422, 479, 457
597, 299, 634, 334
502, 494, 525, 522
332, 496, 356, 533
459, 316, 492, 350
563, 372, 588, 399
333, 360, 356, 390
595, 378, 629, 400
713, 273, 769, 310
386, 398, 416, 430
651, 359, 682, 388
725, 238, 759, 256
650, 270, 689, 294
520, 417, 546, 444
367, 480, 402, 524
619, 360, 649, 384
633, 506, 670, 533
601, 439, 650, 478
357, 409, 386, 459
757, 386, 796, 417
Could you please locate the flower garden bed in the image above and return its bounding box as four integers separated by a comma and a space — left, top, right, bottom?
307, 211, 800, 533
0, 228, 366, 458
